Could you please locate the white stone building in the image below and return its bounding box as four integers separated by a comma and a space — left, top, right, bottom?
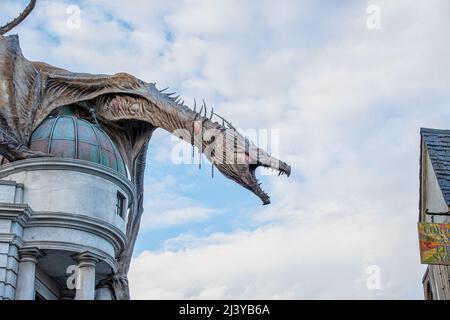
0, 111, 135, 300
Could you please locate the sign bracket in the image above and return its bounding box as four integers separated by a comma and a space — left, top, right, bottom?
426, 209, 450, 216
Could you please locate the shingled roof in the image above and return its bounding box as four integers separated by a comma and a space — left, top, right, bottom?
421, 128, 450, 206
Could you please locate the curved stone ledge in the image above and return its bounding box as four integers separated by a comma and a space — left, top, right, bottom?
27, 212, 126, 255
0, 158, 135, 202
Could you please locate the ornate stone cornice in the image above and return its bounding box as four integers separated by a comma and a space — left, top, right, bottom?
0, 203, 32, 227
18, 247, 44, 263
72, 251, 106, 268
0, 233, 24, 247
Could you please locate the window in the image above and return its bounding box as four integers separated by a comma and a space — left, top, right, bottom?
116, 192, 126, 218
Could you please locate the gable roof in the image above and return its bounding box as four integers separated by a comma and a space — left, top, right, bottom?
421, 128, 450, 206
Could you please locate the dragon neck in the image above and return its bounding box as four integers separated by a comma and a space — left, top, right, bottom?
150, 98, 223, 152
97, 88, 222, 149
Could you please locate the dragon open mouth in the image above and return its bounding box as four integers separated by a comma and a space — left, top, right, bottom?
248, 160, 291, 205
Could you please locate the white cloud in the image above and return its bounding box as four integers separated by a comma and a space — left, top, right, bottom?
140, 174, 219, 230
130, 206, 423, 299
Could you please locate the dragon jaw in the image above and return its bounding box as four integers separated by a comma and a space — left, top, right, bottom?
249, 155, 291, 205
212, 132, 291, 205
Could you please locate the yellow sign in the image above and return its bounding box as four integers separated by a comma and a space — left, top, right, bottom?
418, 222, 450, 265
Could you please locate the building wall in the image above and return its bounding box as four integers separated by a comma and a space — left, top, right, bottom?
0, 158, 135, 300
3, 168, 128, 230
424, 153, 449, 222
0, 181, 28, 300
421, 145, 450, 300
0, 242, 20, 300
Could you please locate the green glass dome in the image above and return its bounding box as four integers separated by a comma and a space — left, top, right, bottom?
28, 116, 127, 175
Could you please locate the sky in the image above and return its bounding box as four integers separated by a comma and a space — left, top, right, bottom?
1, 0, 450, 299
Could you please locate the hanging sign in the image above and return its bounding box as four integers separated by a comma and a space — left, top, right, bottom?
418, 222, 450, 265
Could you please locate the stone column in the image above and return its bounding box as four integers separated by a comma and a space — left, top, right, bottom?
15, 248, 42, 300
74, 252, 99, 300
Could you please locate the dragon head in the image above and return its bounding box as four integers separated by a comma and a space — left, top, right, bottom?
202, 123, 291, 205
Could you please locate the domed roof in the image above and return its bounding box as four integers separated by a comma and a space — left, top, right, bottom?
28, 116, 127, 175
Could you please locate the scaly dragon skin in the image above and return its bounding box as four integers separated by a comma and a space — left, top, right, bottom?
0, 1, 291, 299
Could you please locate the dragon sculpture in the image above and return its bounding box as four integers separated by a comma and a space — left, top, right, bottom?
0, 0, 291, 299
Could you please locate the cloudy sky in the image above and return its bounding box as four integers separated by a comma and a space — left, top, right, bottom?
2, 0, 450, 299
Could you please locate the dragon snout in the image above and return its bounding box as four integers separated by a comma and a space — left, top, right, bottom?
278, 161, 291, 177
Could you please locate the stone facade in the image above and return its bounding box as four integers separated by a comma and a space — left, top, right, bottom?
0, 158, 135, 300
